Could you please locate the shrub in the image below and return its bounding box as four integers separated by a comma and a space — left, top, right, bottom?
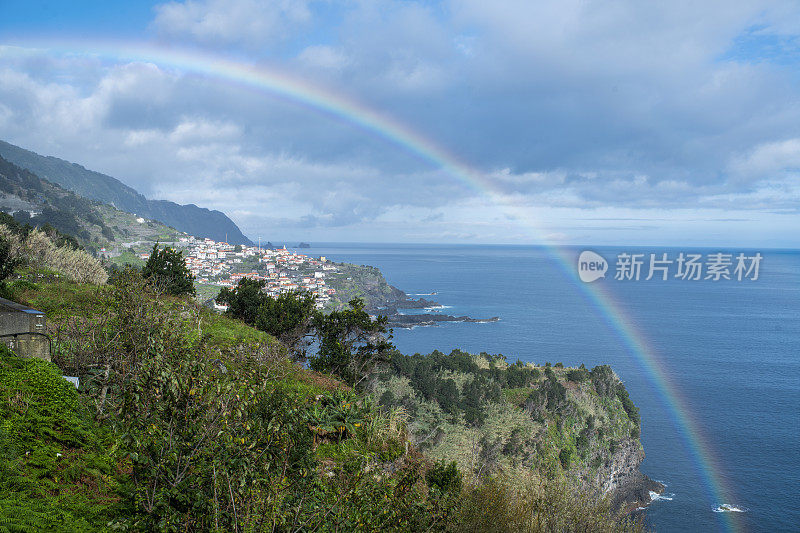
0, 234, 21, 282
0, 345, 115, 530
426, 460, 463, 494
559, 448, 572, 469
566, 367, 590, 382
616, 383, 640, 426
576, 431, 590, 452
590, 365, 617, 397
21, 229, 107, 284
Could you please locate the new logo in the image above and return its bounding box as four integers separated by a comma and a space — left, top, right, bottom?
578, 251, 607, 283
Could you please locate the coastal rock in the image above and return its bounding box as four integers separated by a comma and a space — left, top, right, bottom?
595, 437, 664, 511
386, 314, 500, 328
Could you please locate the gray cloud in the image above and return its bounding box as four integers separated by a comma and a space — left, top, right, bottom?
1, 1, 800, 244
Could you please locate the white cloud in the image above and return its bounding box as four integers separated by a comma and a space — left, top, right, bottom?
152, 0, 312, 48
297, 45, 349, 72
169, 118, 242, 143
730, 138, 800, 179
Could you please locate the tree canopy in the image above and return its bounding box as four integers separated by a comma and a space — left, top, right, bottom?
218, 280, 317, 360
141, 244, 195, 297
309, 298, 393, 387
218, 279, 393, 385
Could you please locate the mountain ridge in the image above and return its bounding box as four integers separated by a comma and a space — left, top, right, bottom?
0, 154, 183, 250
0, 140, 252, 245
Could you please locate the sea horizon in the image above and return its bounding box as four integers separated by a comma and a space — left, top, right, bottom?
268, 241, 800, 252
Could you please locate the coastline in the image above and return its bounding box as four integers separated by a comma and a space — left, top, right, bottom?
369, 287, 499, 329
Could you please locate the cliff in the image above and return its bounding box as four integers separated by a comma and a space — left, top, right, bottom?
371, 350, 663, 511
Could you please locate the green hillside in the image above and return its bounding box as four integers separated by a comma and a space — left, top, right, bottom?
0, 154, 184, 255
0, 139, 252, 245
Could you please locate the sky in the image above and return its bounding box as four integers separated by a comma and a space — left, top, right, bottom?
1, 0, 800, 246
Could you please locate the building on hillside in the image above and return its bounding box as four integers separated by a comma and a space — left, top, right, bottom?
0, 297, 50, 361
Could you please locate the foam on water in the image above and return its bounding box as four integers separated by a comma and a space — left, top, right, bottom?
713, 504, 747, 513
649, 491, 674, 502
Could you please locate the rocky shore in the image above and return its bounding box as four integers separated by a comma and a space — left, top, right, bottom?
373, 293, 499, 329
386, 313, 500, 328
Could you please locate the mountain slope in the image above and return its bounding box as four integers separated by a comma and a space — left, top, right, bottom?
0, 154, 183, 250
0, 140, 252, 245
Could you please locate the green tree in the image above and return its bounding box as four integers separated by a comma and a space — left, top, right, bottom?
141, 243, 195, 296
310, 298, 393, 387
436, 379, 459, 415
217, 278, 266, 326
0, 236, 21, 282
218, 281, 317, 359
255, 290, 316, 360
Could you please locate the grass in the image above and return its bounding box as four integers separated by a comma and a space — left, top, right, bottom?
107, 250, 144, 268
16, 276, 113, 319
194, 282, 222, 303
198, 304, 279, 349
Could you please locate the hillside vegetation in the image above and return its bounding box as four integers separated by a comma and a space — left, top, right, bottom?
0, 155, 184, 253
0, 221, 647, 532
0, 215, 107, 285
372, 351, 646, 506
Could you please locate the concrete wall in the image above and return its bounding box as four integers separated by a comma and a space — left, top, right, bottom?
0, 297, 50, 361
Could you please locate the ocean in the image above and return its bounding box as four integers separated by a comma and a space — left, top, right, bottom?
303, 243, 799, 533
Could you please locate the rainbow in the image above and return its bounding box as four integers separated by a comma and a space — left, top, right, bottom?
2, 41, 741, 531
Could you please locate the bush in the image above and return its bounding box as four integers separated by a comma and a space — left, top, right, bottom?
0, 225, 106, 284
0, 234, 21, 282
426, 460, 462, 494
590, 365, 617, 397
566, 368, 590, 382
616, 384, 641, 426
0, 346, 115, 530
559, 448, 572, 469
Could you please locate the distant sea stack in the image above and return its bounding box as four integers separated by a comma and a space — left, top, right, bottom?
297, 242, 311, 248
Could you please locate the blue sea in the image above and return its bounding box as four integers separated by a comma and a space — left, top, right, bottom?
303, 243, 799, 533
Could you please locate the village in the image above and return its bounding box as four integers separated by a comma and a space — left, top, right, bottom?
143, 236, 338, 309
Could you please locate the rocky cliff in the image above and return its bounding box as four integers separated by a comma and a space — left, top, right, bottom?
371, 351, 663, 511
596, 437, 664, 510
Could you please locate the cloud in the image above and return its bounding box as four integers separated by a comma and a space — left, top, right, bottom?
297, 45, 349, 72
730, 138, 800, 179
152, 0, 312, 48
3, 1, 800, 244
